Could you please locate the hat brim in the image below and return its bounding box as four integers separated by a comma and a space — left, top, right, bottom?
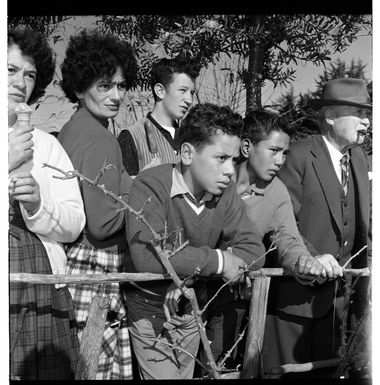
308, 98, 372, 110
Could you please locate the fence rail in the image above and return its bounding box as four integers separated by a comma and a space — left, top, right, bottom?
9, 267, 371, 379
9, 267, 370, 284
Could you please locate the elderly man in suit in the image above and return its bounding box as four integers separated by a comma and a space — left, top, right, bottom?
262, 78, 372, 378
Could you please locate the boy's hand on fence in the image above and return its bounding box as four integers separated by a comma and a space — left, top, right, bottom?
295, 255, 326, 277
222, 250, 247, 285
315, 253, 343, 279
163, 283, 183, 321
294, 255, 327, 285
230, 274, 252, 300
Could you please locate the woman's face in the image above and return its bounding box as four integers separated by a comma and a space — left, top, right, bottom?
77, 67, 127, 120
8, 44, 37, 111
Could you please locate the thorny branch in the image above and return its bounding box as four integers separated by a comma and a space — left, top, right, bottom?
43, 161, 220, 378
42, 162, 371, 378
201, 243, 277, 315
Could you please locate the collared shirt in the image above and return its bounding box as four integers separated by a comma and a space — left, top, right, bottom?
161, 124, 176, 140
240, 178, 270, 201
171, 163, 224, 274
322, 135, 349, 184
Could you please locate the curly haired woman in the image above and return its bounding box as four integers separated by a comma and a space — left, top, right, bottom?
8, 25, 85, 380
58, 29, 138, 380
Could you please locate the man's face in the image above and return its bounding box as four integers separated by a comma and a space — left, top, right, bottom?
162, 73, 196, 121
77, 66, 127, 120
327, 105, 370, 150
248, 130, 290, 182
184, 131, 241, 201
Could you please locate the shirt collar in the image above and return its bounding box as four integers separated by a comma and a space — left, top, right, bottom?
171, 162, 214, 204
322, 135, 348, 162
241, 178, 270, 198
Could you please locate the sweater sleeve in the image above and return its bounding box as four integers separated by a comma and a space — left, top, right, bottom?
126, 170, 220, 277
22, 132, 85, 243
278, 144, 320, 256
79, 137, 127, 241
118, 129, 139, 176
267, 183, 311, 270
221, 184, 266, 270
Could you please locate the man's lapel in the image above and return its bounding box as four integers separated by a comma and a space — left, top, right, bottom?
310, 136, 343, 232
350, 147, 370, 226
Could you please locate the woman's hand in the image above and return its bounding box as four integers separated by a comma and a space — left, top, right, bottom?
8, 125, 34, 172
9, 171, 41, 216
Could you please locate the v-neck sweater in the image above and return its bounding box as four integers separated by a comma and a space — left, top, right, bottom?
125, 163, 265, 296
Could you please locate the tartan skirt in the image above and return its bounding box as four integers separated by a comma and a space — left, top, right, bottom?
9, 213, 80, 380
65, 241, 133, 380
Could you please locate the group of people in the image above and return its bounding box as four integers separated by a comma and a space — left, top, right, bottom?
8, 24, 371, 381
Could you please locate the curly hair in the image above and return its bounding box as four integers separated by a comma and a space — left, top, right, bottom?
8, 25, 55, 105
150, 57, 201, 101
177, 103, 244, 151
242, 109, 290, 144
61, 29, 138, 103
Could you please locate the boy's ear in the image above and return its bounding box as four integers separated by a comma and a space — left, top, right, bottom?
240, 138, 252, 159
153, 83, 166, 100
180, 142, 195, 166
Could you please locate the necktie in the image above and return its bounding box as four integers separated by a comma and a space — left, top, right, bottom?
340, 153, 350, 195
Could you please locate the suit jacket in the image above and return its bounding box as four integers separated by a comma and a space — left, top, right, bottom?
271, 134, 371, 318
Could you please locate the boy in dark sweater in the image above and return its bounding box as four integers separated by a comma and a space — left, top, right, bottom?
124, 103, 265, 379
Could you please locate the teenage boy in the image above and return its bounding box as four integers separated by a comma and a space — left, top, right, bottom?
124, 103, 265, 379
196, 109, 328, 375
118, 57, 201, 176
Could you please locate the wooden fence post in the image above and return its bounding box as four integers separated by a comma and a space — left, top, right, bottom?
241, 276, 271, 379
75, 295, 110, 380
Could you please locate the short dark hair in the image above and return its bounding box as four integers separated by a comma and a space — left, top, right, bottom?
61, 29, 138, 103
8, 25, 55, 105
150, 57, 201, 101
177, 103, 244, 151
242, 109, 289, 144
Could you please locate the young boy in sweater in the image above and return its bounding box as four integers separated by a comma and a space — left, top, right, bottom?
124, 103, 266, 379
196, 109, 329, 375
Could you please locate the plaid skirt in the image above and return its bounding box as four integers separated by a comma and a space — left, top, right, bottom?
9, 204, 80, 380
65, 241, 133, 380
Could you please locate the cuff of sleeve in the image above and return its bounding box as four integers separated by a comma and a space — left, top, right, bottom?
216, 249, 224, 275
21, 195, 45, 221
295, 275, 316, 286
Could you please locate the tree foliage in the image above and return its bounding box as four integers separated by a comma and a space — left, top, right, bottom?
9, 15, 371, 113
97, 14, 371, 112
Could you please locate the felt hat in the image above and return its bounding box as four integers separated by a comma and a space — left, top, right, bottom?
308, 78, 372, 109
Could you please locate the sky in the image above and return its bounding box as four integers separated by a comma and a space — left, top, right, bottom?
262, 32, 372, 104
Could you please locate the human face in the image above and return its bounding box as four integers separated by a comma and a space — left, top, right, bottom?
248, 131, 290, 182
8, 44, 37, 112
327, 105, 370, 151
185, 131, 241, 201
77, 67, 127, 120
162, 73, 196, 120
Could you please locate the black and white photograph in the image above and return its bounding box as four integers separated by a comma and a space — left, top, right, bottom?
5, 2, 375, 383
